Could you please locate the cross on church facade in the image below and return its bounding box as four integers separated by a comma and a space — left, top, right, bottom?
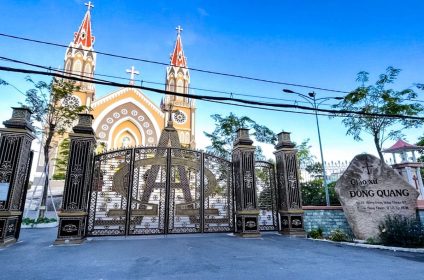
85, 1, 94, 11
176, 25, 183, 35
126, 66, 139, 85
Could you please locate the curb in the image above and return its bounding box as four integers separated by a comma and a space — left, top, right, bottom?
308, 238, 424, 253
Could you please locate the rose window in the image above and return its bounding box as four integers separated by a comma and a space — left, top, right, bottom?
173, 111, 187, 124
62, 96, 80, 108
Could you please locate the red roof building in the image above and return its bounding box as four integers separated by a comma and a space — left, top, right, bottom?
383, 139, 424, 199
383, 139, 423, 153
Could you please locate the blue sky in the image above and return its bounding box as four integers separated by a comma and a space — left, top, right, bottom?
1, 0, 423, 162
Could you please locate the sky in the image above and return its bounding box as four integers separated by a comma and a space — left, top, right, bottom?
0, 0, 423, 163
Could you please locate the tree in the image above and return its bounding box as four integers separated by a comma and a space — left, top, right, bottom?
304, 162, 323, 178
256, 160, 276, 209
334, 67, 423, 161
296, 138, 316, 167
256, 167, 272, 208
1, 77, 86, 218
53, 138, 70, 180
204, 113, 277, 160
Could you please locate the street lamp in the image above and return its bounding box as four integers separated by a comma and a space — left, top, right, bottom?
283, 89, 344, 206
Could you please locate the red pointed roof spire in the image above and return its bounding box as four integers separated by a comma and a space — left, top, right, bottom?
383, 139, 423, 153
170, 25, 187, 67
73, 2, 95, 50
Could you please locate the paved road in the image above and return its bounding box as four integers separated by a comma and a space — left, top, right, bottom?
1, 228, 423, 280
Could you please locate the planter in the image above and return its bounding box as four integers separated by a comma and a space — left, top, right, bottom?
21, 222, 58, 228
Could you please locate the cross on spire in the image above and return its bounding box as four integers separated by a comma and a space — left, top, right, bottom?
126, 66, 139, 85
170, 26, 187, 67
85, 1, 94, 11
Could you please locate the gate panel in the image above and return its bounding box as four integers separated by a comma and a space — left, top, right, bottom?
203, 154, 234, 232
87, 147, 235, 236
87, 149, 132, 236
128, 148, 168, 235
168, 148, 202, 233
255, 161, 278, 231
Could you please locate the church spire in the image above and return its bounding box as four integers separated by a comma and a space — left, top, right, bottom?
170, 25, 187, 68
63, 1, 97, 106
73, 1, 95, 50
163, 26, 195, 149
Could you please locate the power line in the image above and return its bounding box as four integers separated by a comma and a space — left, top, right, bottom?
200, 99, 336, 117
0, 56, 336, 117
0, 55, 344, 108
0, 32, 352, 94
4, 55, 424, 110
1, 64, 424, 121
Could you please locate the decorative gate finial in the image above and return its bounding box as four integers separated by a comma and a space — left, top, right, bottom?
161, 101, 180, 127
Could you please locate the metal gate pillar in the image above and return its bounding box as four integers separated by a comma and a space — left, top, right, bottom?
0, 107, 35, 247
54, 114, 96, 245
274, 132, 305, 236
232, 128, 260, 237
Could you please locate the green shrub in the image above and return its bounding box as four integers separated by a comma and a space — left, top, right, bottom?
329, 229, 351, 242
22, 217, 57, 225
309, 228, 323, 239
22, 217, 34, 225
301, 180, 341, 206
378, 215, 424, 248
365, 237, 381, 245
35, 217, 57, 224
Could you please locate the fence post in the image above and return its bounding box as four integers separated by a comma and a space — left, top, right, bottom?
274, 131, 305, 236
54, 114, 96, 245
232, 128, 260, 237
0, 107, 35, 247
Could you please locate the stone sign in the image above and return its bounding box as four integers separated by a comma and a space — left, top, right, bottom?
335, 154, 419, 240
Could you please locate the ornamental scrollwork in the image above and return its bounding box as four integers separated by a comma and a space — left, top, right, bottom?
0, 162, 12, 183
68, 202, 78, 210
291, 218, 302, 227
243, 170, 253, 189
7, 223, 15, 233
62, 224, 78, 233
245, 220, 256, 228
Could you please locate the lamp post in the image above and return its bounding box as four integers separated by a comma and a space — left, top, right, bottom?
283, 89, 343, 206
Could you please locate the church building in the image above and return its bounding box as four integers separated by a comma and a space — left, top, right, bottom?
62, 3, 195, 151
31, 2, 197, 190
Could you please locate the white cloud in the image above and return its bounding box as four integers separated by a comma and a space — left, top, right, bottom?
197, 7, 209, 17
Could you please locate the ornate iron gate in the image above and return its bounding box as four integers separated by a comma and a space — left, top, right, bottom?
255, 161, 278, 231
87, 147, 233, 236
